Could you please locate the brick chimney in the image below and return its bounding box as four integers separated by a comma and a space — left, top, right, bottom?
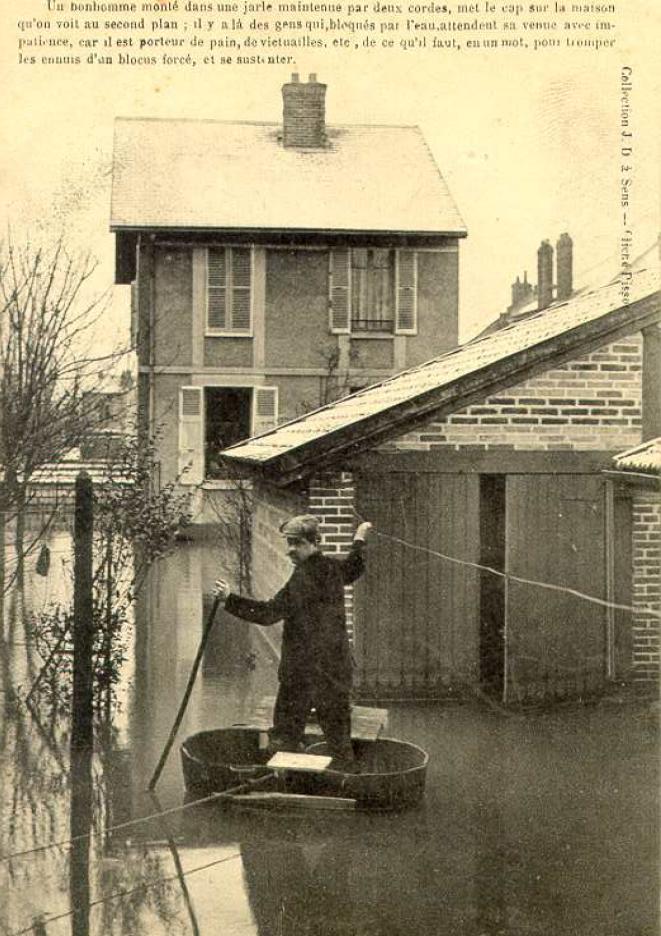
508, 271, 535, 316
556, 232, 573, 302
537, 240, 554, 311
282, 73, 327, 149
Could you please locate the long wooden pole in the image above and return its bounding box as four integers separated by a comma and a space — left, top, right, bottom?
147, 595, 221, 791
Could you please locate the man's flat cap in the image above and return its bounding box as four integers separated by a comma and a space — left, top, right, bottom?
279, 514, 320, 542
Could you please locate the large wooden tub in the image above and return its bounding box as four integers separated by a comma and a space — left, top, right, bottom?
181, 727, 429, 812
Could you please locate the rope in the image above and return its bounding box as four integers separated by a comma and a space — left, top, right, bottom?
7, 849, 244, 936
0, 785, 247, 865
352, 510, 661, 621
376, 529, 661, 619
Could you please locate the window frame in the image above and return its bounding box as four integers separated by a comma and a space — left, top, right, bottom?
329, 247, 419, 337
205, 245, 254, 338
199, 383, 279, 483
350, 247, 396, 335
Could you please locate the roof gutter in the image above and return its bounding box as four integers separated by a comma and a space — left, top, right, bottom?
108, 224, 468, 240
602, 469, 660, 489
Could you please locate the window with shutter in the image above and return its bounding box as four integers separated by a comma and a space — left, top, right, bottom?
178, 386, 204, 485
330, 248, 413, 335
205, 386, 253, 479
351, 248, 395, 332
207, 249, 227, 331
329, 249, 351, 334
202, 385, 278, 480
395, 249, 418, 335
231, 248, 252, 331
252, 386, 279, 436
130, 280, 139, 346
206, 247, 252, 335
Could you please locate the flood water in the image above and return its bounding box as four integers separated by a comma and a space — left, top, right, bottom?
1, 526, 659, 936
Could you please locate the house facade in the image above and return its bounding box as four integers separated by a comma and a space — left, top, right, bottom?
110, 75, 465, 515
221, 267, 661, 702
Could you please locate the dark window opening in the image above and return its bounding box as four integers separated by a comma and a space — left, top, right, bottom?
351, 248, 395, 333
479, 475, 506, 696
205, 387, 252, 479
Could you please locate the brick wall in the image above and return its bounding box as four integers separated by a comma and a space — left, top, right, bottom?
631, 491, 661, 685
307, 470, 358, 640
384, 336, 643, 453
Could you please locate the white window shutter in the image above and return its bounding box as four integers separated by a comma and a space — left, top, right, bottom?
329, 249, 351, 334
178, 386, 204, 485
230, 247, 252, 332
395, 250, 418, 335
207, 249, 227, 331
130, 279, 139, 346
252, 386, 279, 436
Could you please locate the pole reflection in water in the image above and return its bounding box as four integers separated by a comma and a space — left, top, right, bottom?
69, 747, 93, 936
473, 802, 507, 936
148, 790, 202, 936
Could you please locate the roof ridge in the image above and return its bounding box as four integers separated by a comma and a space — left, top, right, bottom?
113, 116, 421, 129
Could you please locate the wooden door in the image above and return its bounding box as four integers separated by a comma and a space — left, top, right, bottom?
505, 475, 608, 701
353, 471, 480, 699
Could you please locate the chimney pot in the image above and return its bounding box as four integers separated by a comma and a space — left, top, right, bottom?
308, 72, 317, 82
537, 239, 554, 311
291, 72, 300, 82
556, 232, 573, 302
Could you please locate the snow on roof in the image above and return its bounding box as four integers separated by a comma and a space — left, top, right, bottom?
613, 437, 661, 475
222, 266, 660, 473
111, 119, 466, 236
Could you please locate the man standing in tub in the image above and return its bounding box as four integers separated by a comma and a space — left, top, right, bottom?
213, 515, 373, 767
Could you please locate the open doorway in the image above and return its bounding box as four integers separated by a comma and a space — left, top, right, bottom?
479, 475, 506, 696
205, 386, 252, 479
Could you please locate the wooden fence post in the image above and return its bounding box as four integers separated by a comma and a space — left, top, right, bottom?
70, 470, 94, 936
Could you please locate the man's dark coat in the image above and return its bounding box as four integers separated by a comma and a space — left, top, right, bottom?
225, 543, 365, 695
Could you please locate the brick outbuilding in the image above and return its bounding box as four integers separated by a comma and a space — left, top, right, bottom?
223, 267, 660, 702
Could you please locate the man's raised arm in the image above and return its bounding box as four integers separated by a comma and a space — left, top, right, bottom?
339, 521, 373, 584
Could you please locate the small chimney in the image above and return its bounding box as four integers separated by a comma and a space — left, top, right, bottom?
510, 275, 522, 309
537, 240, 554, 311
282, 73, 327, 149
508, 270, 535, 317
556, 232, 573, 302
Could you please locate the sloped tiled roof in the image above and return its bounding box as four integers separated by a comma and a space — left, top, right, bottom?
111, 119, 466, 235
29, 458, 133, 487
613, 438, 661, 476
222, 267, 660, 480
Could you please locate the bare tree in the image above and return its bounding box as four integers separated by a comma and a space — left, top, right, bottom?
27, 426, 194, 715
0, 234, 128, 579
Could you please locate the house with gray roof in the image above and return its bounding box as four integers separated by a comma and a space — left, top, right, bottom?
110, 74, 465, 513
221, 265, 661, 702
